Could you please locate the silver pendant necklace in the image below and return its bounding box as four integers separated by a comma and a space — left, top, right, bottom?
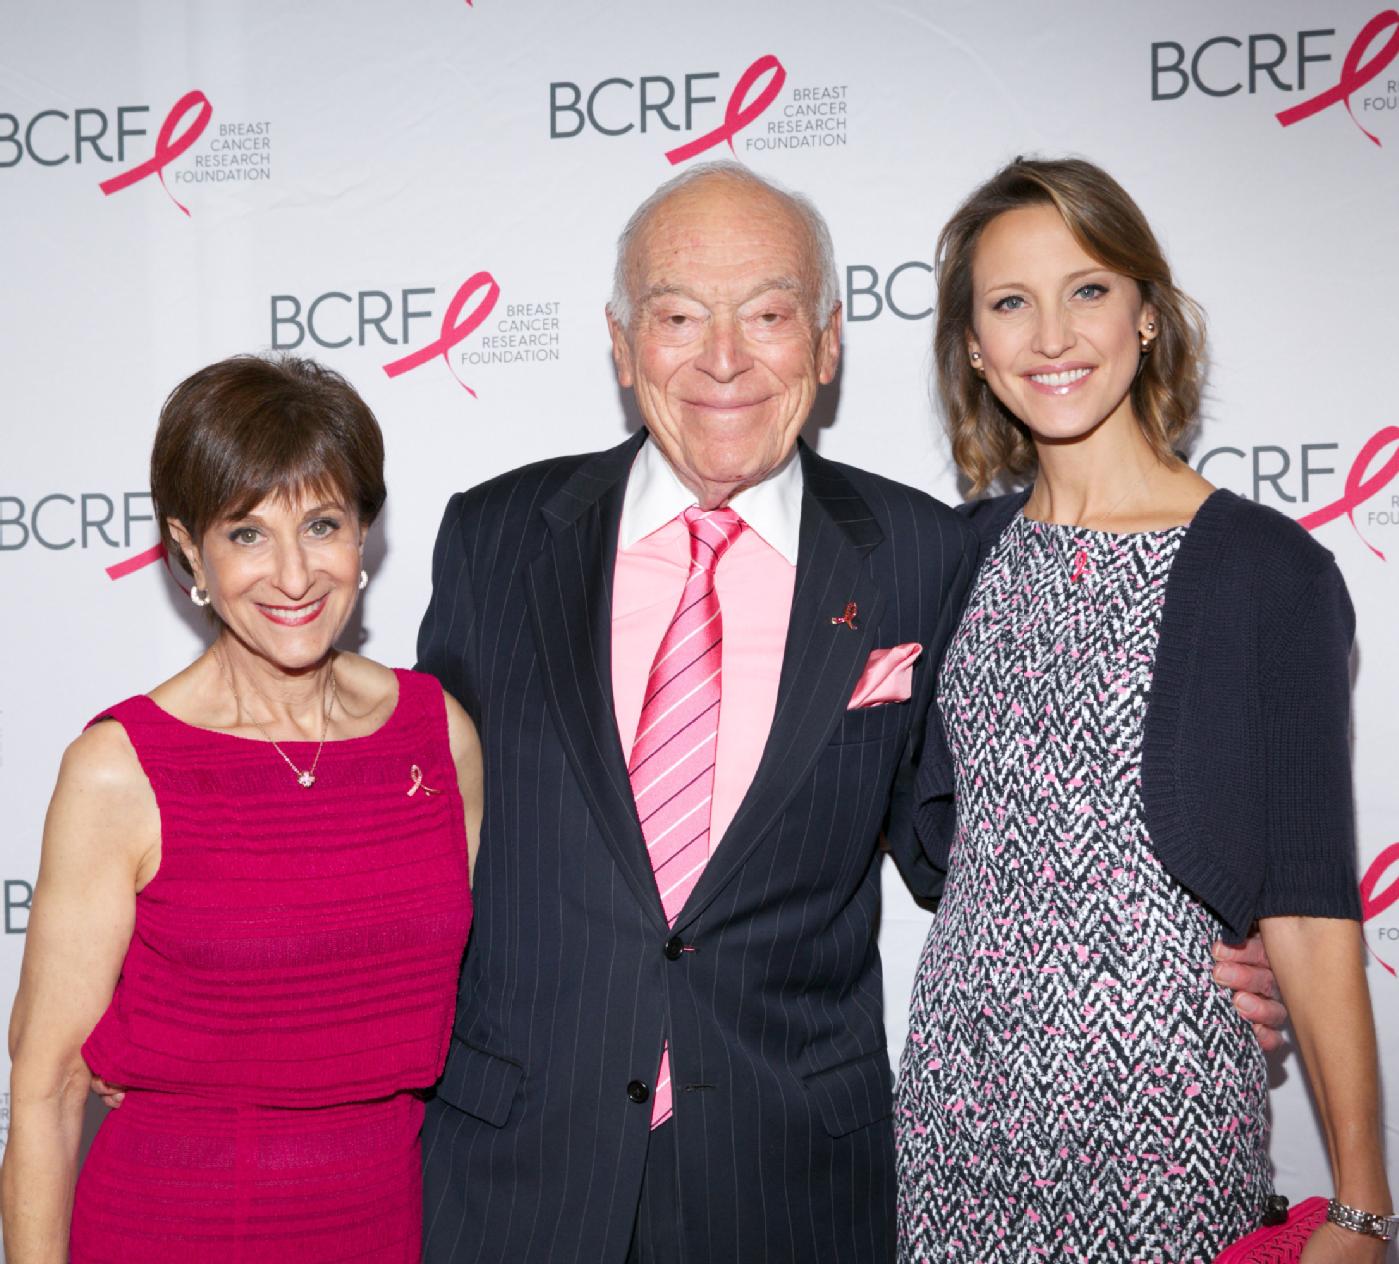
221, 652, 338, 788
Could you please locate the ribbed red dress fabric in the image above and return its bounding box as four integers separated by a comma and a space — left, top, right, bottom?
69, 668, 472, 1263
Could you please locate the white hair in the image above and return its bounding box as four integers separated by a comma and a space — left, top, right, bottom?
606, 160, 839, 331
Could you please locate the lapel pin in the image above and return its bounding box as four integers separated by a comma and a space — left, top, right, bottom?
831, 601, 859, 630
407, 764, 442, 797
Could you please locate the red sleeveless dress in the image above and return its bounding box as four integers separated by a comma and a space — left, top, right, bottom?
70, 668, 472, 1263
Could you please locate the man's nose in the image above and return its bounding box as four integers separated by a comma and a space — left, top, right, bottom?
694, 316, 752, 382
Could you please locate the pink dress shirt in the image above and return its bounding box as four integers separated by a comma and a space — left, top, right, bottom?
612, 442, 798, 852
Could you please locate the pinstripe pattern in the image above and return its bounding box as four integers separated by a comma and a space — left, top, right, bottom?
418, 433, 978, 1263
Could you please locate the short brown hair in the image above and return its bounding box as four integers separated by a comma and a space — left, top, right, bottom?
151, 354, 386, 575
934, 157, 1207, 495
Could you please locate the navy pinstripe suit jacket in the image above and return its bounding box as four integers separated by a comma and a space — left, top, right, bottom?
418, 432, 976, 1263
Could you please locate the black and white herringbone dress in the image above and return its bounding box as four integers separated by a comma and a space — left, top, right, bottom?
896, 513, 1271, 1263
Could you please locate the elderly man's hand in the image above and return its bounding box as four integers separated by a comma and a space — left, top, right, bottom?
91, 1076, 126, 1109
1213, 931, 1288, 1052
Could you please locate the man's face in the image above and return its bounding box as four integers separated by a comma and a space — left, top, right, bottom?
608, 179, 841, 508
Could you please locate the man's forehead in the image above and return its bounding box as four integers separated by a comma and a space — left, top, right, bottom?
634, 202, 810, 280
638, 276, 803, 307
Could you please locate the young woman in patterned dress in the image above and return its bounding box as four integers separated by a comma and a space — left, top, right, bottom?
895, 159, 1391, 1263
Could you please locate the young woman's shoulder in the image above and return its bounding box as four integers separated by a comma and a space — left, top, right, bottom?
956, 488, 1029, 542
1207, 489, 1338, 584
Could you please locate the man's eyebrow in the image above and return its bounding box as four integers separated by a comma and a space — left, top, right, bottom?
639, 283, 692, 304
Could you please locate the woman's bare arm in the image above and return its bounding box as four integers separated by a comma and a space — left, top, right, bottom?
1260, 915, 1391, 1263
443, 691, 484, 883
1, 722, 154, 1263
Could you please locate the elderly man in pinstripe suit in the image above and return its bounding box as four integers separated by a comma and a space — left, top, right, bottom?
415, 162, 1283, 1263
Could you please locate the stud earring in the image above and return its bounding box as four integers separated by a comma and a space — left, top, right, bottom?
190, 586, 211, 608
358, 569, 369, 591
1140, 337, 1153, 353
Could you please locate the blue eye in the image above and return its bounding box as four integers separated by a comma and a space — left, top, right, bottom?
992, 295, 1026, 312
1075, 283, 1108, 300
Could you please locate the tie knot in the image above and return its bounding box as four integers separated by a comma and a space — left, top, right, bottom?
683, 506, 743, 573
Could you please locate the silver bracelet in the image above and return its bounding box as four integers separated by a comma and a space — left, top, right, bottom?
1326, 1198, 1399, 1241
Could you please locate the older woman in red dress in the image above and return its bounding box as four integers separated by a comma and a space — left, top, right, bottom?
2, 355, 479, 1263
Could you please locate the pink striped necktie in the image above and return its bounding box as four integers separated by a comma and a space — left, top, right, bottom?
628, 505, 743, 1128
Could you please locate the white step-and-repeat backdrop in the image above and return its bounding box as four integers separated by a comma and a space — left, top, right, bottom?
4, 0, 1398, 1229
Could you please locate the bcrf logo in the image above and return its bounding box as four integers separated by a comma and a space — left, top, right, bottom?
1151, 11, 1399, 146
550, 55, 786, 164
0, 492, 155, 556
1195, 426, 1399, 559
0, 104, 153, 168
844, 261, 933, 323
271, 273, 502, 398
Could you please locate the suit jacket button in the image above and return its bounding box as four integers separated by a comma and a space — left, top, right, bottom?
663, 935, 685, 960
627, 1080, 650, 1104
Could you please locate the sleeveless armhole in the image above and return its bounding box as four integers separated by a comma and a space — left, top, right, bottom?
395, 668, 470, 862
83, 697, 166, 813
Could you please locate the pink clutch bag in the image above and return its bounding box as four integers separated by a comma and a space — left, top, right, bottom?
1212, 1197, 1327, 1263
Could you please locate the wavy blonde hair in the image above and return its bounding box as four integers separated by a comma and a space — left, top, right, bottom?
934, 157, 1207, 495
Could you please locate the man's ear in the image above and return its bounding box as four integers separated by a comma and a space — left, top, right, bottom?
817, 302, 842, 386
607, 310, 635, 388
166, 518, 205, 588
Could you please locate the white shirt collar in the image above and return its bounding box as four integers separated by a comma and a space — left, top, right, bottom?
618, 436, 804, 564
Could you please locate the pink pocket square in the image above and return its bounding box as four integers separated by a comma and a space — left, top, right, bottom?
847, 643, 923, 709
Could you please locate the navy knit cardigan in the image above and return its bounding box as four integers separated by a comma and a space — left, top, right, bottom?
912, 487, 1363, 943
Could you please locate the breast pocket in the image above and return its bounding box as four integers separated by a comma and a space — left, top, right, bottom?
828, 700, 907, 746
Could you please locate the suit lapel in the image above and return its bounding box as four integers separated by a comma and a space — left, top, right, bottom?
525, 431, 670, 931
677, 445, 885, 929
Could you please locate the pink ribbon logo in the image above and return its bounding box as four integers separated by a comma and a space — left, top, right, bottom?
1361, 843, 1399, 976
1297, 426, 1399, 559
106, 541, 166, 581
665, 55, 787, 165
407, 764, 442, 797
382, 271, 500, 397
1276, 10, 1399, 146
98, 90, 213, 216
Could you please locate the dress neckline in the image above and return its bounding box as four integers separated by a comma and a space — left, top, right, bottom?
137, 667, 407, 747
1014, 486, 1224, 541
1015, 511, 1188, 542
